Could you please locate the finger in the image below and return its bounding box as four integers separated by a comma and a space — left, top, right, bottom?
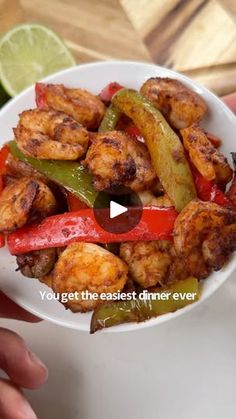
222, 93, 236, 113
0, 291, 41, 322
0, 327, 48, 389
0, 378, 37, 419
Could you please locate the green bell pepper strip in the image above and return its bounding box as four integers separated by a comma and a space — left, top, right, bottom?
8, 141, 108, 208
112, 89, 197, 212
98, 103, 121, 132
90, 277, 199, 333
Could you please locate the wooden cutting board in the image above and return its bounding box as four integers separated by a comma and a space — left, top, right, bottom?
0, 0, 236, 95
122, 0, 236, 95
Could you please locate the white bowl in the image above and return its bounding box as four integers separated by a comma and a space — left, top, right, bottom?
0, 61, 235, 333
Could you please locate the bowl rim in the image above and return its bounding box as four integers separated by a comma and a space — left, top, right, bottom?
2, 60, 235, 121
0, 60, 235, 333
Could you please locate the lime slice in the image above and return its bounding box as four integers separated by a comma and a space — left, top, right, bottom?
0, 23, 76, 96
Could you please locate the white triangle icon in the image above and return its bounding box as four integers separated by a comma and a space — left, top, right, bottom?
110, 201, 128, 219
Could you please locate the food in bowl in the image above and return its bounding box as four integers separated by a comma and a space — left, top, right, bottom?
0, 76, 235, 333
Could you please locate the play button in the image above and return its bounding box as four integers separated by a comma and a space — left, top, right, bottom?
110, 201, 128, 219
93, 186, 143, 234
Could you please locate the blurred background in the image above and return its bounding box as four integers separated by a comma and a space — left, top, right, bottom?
1, 0, 236, 96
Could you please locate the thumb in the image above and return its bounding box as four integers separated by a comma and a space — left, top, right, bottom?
0, 291, 41, 322
222, 93, 236, 113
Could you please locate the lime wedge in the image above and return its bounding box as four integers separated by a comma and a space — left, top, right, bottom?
0, 24, 76, 96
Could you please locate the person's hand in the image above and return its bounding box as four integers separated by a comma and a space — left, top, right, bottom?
222, 93, 236, 113
0, 91, 234, 419
0, 291, 48, 419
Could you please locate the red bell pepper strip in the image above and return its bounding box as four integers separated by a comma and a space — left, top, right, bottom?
0, 234, 5, 248
192, 166, 230, 205
209, 185, 230, 206
99, 82, 123, 103
0, 175, 3, 193
35, 83, 48, 108
0, 144, 9, 172
206, 132, 221, 148
67, 192, 88, 211
7, 207, 177, 255
124, 123, 145, 143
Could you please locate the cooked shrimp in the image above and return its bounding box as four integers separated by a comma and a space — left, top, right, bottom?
36, 83, 105, 130
14, 108, 89, 160
181, 124, 232, 187
83, 131, 156, 191
174, 200, 236, 278
32, 181, 57, 221
138, 190, 172, 207
6, 153, 46, 182
120, 240, 189, 288
39, 273, 53, 288
140, 77, 207, 129
202, 223, 236, 270
0, 178, 56, 232
123, 191, 174, 288
120, 241, 172, 288
52, 242, 128, 312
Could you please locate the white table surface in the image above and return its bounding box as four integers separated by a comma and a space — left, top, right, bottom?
1, 273, 236, 419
